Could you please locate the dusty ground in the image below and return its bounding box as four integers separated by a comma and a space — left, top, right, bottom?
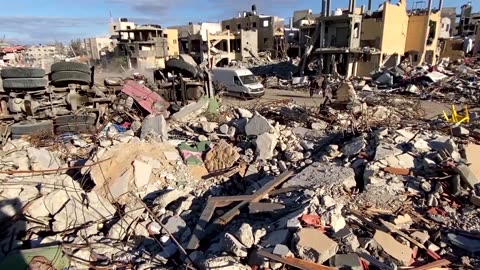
222, 88, 452, 120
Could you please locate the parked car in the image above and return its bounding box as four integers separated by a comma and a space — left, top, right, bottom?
212, 68, 264, 98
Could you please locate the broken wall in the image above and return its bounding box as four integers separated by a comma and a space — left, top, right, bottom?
164, 29, 180, 57
240, 30, 258, 59
356, 54, 381, 77
381, 1, 408, 56
475, 28, 480, 54
440, 39, 465, 61
405, 12, 441, 64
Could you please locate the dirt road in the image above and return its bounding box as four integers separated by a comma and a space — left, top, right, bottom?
222, 88, 451, 119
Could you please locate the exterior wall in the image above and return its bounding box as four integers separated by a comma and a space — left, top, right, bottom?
199, 23, 222, 41
110, 20, 135, 40
361, 18, 382, 48
405, 11, 441, 64
164, 29, 179, 57
380, 1, 408, 55
475, 30, 480, 54
222, 16, 283, 51
25, 45, 56, 60
84, 37, 114, 60
441, 7, 457, 36
439, 17, 452, 39
356, 54, 381, 76
293, 10, 313, 28
240, 30, 258, 59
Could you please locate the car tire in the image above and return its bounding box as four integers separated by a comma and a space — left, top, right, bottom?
2, 78, 48, 90
11, 120, 54, 137
165, 59, 198, 78
50, 71, 91, 87
1, 68, 46, 79
51, 62, 91, 74
54, 114, 97, 125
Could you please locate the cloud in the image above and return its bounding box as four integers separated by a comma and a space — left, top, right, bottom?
2, 0, 299, 44
0, 16, 108, 44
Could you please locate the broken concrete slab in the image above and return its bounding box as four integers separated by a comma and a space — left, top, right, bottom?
455, 164, 479, 190
162, 216, 187, 237
133, 160, 152, 188
255, 133, 278, 160
234, 223, 254, 248
341, 137, 365, 157
203, 256, 250, 270
411, 231, 430, 244
141, 115, 168, 140
222, 233, 248, 257
374, 144, 402, 161
110, 168, 132, 200
282, 162, 356, 191
311, 121, 328, 131
292, 228, 338, 264
172, 98, 209, 122
452, 126, 470, 137
373, 230, 413, 266
201, 121, 218, 133
245, 114, 273, 136
27, 147, 62, 170
330, 254, 362, 270
204, 140, 240, 172
237, 108, 253, 118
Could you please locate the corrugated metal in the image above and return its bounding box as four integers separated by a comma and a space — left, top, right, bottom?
121, 80, 169, 114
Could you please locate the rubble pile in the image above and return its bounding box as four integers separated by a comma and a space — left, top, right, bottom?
2, 64, 480, 270
366, 57, 480, 104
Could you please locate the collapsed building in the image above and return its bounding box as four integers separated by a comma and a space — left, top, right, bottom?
297, 0, 445, 77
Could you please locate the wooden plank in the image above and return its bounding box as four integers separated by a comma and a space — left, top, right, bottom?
257, 249, 338, 270
411, 259, 451, 270
380, 220, 426, 249
215, 170, 294, 225
249, 202, 285, 213
186, 200, 217, 250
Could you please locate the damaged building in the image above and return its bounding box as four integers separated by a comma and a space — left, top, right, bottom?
221, 5, 285, 55
300, 0, 445, 77
115, 25, 170, 69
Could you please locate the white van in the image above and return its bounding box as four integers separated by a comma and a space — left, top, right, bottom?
212, 68, 265, 98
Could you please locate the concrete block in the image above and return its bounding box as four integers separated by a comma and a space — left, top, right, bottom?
237, 108, 253, 118
452, 126, 470, 137
133, 160, 152, 188
245, 114, 273, 136
172, 99, 209, 122
373, 230, 412, 266
235, 223, 254, 248
222, 233, 248, 257
293, 228, 338, 264
330, 254, 362, 270
255, 133, 278, 160
141, 114, 168, 139
455, 164, 479, 189
342, 137, 365, 157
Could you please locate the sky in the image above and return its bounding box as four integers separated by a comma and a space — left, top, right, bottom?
0, 0, 477, 44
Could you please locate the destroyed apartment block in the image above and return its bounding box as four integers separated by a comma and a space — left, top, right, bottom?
2, 1, 480, 270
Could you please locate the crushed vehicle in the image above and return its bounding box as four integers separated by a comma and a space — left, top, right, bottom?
0, 62, 116, 139
153, 55, 209, 106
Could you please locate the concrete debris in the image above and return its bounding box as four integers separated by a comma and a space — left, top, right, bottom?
255, 133, 278, 160
245, 113, 273, 136
373, 230, 413, 266
222, 233, 248, 257
237, 108, 253, 118
234, 223, 254, 248
4, 57, 480, 269
293, 228, 338, 264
